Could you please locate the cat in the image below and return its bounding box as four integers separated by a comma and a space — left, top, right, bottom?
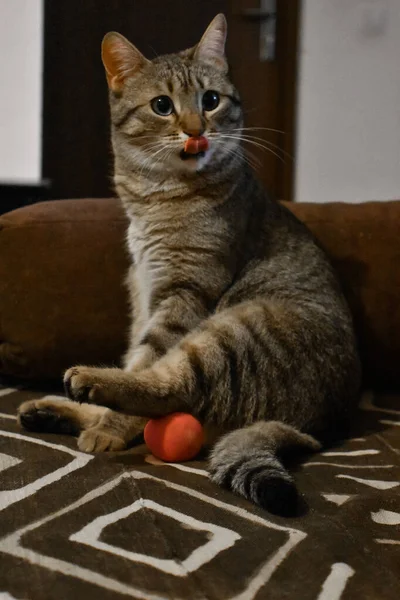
18, 14, 361, 516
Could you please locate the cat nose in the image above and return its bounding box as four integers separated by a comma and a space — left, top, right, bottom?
183, 128, 205, 138
181, 114, 205, 138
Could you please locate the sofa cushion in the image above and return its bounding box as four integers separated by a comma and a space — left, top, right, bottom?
0, 198, 399, 387
0, 199, 130, 379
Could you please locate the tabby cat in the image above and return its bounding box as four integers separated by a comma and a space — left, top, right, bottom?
18, 14, 360, 516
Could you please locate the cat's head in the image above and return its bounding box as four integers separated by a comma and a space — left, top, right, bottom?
102, 14, 243, 177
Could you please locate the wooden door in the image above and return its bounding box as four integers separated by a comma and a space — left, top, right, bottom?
228, 1, 300, 200
43, 0, 299, 200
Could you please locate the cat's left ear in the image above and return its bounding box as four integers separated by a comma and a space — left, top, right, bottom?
102, 32, 149, 92
194, 14, 228, 72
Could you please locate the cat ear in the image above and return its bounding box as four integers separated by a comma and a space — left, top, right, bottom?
102, 32, 149, 92
194, 14, 228, 72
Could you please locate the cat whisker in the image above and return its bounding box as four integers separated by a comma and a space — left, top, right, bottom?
215, 141, 260, 172
235, 134, 293, 161
230, 126, 286, 135
139, 141, 177, 156
223, 134, 286, 159
211, 131, 285, 149
243, 148, 262, 168
213, 134, 286, 164
125, 134, 159, 143
140, 144, 176, 179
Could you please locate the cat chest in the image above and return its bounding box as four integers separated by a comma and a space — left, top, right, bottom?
127, 224, 170, 314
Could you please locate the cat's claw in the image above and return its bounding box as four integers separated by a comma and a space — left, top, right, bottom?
64, 367, 105, 405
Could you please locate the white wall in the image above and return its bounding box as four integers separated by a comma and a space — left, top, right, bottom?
295, 0, 400, 203
0, 0, 43, 184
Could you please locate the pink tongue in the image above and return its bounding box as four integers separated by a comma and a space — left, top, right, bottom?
184, 136, 209, 154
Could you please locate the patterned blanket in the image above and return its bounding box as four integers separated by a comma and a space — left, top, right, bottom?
0, 385, 399, 600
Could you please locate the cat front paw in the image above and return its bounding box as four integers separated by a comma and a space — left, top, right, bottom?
64, 365, 145, 413
64, 366, 107, 405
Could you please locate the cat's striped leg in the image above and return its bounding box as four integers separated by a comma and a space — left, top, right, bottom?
63, 298, 306, 423
123, 286, 210, 372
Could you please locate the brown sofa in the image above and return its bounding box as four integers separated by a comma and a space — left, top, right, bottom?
0, 198, 399, 600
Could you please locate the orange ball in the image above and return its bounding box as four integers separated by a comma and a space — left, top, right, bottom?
144, 413, 204, 462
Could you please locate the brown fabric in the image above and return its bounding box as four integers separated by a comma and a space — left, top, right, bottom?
0, 199, 130, 379
1, 384, 400, 599
0, 198, 399, 387
285, 201, 400, 389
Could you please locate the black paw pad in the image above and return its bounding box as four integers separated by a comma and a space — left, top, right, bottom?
19, 408, 77, 435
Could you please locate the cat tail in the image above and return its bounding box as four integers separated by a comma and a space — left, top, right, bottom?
208, 420, 321, 516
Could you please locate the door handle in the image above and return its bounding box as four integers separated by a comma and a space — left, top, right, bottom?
241, 0, 277, 62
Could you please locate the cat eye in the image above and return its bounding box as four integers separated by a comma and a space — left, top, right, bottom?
151, 96, 174, 116
202, 90, 220, 112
